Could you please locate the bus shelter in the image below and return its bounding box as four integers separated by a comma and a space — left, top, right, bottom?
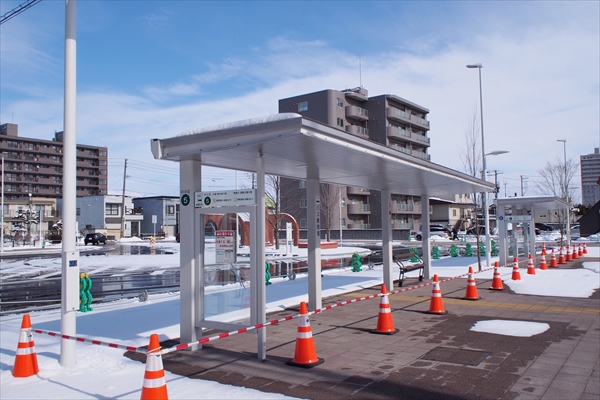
495, 196, 570, 266
151, 113, 494, 359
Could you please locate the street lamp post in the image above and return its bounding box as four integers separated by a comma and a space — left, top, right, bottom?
467, 63, 491, 269
557, 139, 569, 244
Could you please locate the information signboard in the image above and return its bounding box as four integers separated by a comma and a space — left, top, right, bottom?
215, 230, 235, 264
195, 190, 255, 208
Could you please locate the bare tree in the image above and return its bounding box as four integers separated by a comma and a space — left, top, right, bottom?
265, 175, 282, 249
535, 157, 579, 245
319, 183, 341, 241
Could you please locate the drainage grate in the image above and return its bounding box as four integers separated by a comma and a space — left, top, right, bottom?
421, 347, 490, 366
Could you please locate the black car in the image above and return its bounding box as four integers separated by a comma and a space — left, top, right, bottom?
84, 233, 107, 245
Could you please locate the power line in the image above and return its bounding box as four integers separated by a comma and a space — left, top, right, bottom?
0, 0, 41, 25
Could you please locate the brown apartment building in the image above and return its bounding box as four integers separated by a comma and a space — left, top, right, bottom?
278, 87, 432, 233
0, 123, 108, 200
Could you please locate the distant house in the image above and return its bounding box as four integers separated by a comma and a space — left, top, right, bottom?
132, 196, 179, 238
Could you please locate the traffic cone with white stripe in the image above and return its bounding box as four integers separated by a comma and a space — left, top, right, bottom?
463, 267, 480, 300
371, 284, 399, 334
539, 254, 548, 270
511, 257, 521, 280
489, 261, 503, 290
549, 249, 558, 267
12, 314, 39, 378
288, 302, 323, 368
526, 254, 536, 275
566, 246, 573, 261
583, 243, 588, 255
427, 275, 447, 314
578, 244, 583, 257
140, 334, 168, 400
558, 247, 566, 264
573, 244, 579, 259
541, 242, 547, 255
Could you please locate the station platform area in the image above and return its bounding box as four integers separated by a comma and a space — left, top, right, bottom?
126, 248, 600, 400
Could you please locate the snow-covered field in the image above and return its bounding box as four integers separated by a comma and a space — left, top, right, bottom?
0, 244, 598, 399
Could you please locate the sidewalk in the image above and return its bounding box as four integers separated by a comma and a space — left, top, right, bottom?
127, 252, 600, 400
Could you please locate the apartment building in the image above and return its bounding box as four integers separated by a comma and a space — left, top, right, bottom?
580, 147, 600, 207
278, 87, 431, 232
0, 123, 108, 199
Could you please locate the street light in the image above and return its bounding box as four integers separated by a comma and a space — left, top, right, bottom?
467, 62, 492, 269
557, 139, 569, 244
1, 152, 7, 253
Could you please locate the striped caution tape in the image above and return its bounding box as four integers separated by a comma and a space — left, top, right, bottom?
33, 328, 145, 354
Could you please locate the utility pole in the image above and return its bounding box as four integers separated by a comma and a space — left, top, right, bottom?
487, 170, 503, 199
520, 175, 528, 196
120, 159, 128, 238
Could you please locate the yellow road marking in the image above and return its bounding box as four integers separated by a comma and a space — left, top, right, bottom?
340, 293, 599, 315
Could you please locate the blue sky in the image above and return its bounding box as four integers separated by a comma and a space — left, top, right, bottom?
1, 1, 598, 201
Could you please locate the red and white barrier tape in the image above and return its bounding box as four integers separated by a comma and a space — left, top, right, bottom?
33, 259, 521, 355
33, 328, 145, 354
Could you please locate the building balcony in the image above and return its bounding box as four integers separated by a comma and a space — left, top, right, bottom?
347, 187, 370, 195
414, 133, 430, 144
345, 125, 369, 137
345, 105, 369, 121
396, 203, 414, 212
389, 144, 412, 155
386, 107, 411, 124
342, 87, 368, 101
414, 116, 430, 128
392, 222, 413, 230
347, 203, 371, 214
386, 126, 411, 140
412, 150, 431, 161
347, 223, 371, 229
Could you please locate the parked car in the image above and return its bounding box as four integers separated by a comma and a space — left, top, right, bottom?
415, 225, 449, 241
570, 225, 580, 238
535, 222, 555, 232
84, 233, 107, 245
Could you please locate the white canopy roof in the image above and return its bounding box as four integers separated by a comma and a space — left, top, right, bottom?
151, 114, 495, 197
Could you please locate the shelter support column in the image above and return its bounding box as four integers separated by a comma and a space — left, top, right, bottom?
381, 189, 393, 290
179, 159, 203, 348
529, 206, 536, 256
306, 173, 322, 311
254, 152, 266, 360
497, 202, 508, 266
421, 195, 431, 279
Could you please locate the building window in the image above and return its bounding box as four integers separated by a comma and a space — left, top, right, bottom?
299, 199, 307, 208
341, 218, 346, 227
300, 218, 307, 228
99, 150, 107, 157
6, 184, 17, 192
299, 180, 306, 189
7, 140, 19, 148
24, 143, 35, 150
337, 118, 344, 128
337, 98, 343, 107
341, 198, 346, 207
452, 209, 457, 217
76, 208, 81, 216
298, 101, 308, 112
106, 203, 120, 216
166, 205, 175, 214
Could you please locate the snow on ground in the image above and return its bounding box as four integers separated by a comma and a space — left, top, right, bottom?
1, 245, 598, 399
470, 320, 550, 337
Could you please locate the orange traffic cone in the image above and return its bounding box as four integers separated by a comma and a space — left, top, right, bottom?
12, 314, 39, 378
539, 254, 548, 270
583, 243, 588, 255
463, 267, 480, 300
511, 257, 521, 280
526, 254, 536, 275
489, 262, 503, 290
566, 246, 573, 261
541, 242, 547, 255
288, 302, 324, 368
578, 244, 583, 257
427, 275, 447, 314
549, 249, 558, 267
140, 334, 168, 400
558, 247, 566, 264
371, 284, 399, 334
572, 244, 579, 259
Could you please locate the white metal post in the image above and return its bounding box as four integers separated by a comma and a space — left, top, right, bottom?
381, 189, 393, 290
255, 152, 266, 360
1, 152, 5, 254
60, 0, 79, 368
306, 169, 322, 311
421, 195, 431, 279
